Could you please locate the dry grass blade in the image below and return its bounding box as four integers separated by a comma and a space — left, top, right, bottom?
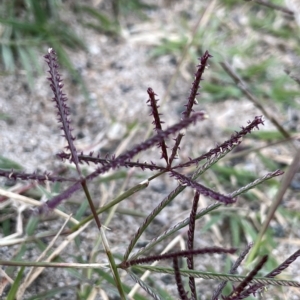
13, 221, 91, 299
0, 188, 79, 225
0, 261, 107, 269
248, 149, 300, 262
220, 61, 292, 141
16, 214, 73, 299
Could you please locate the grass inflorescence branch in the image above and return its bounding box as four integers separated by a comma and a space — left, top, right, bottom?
1, 47, 298, 300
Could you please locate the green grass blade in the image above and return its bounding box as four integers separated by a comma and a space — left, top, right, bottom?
94, 268, 147, 300
26, 285, 77, 300
16, 45, 34, 88
28, 0, 48, 25
1, 44, 15, 72
0, 155, 23, 169
6, 266, 25, 300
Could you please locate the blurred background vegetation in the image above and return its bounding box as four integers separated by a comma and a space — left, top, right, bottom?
1, 0, 300, 298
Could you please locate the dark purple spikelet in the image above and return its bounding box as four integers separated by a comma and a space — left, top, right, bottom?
212, 243, 253, 300
39, 180, 82, 212
174, 115, 265, 169
182, 50, 212, 119
56, 151, 71, 161
0, 169, 76, 183
169, 134, 182, 163
77, 154, 165, 171
44, 48, 81, 176
173, 257, 189, 300
187, 191, 200, 300
225, 255, 268, 300
170, 170, 236, 204
147, 87, 169, 164
120, 247, 236, 268
265, 249, 300, 278
237, 249, 300, 299
168, 51, 211, 166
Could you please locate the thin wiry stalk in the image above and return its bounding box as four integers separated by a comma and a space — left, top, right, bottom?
169, 51, 212, 165
173, 257, 189, 300
220, 61, 291, 140
247, 150, 299, 263
71, 179, 149, 232
100, 227, 126, 299
147, 87, 169, 164
187, 192, 200, 300
135, 266, 300, 287
251, 0, 294, 16
121, 247, 236, 268
127, 270, 162, 300
225, 255, 268, 300
211, 243, 253, 300
81, 179, 101, 230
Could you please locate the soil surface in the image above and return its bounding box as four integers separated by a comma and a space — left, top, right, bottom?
1, 1, 300, 299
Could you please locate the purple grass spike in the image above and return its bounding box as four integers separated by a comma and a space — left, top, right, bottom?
120, 247, 236, 268
44, 49, 102, 230
170, 170, 236, 204
44, 48, 81, 176
183, 50, 212, 119
174, 115, 265, 169
77, 153, 165, 171
0, 169, 76, 183
225, 255, 268, 300
169, 51, 212, 166
147, 87, 169, 164
212, 243, 253, 300
237, 249, 300, 299
187, 191, 200, 300
173, 257, 189, 300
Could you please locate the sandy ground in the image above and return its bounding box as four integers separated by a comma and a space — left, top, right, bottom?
0, 0, 300, 299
